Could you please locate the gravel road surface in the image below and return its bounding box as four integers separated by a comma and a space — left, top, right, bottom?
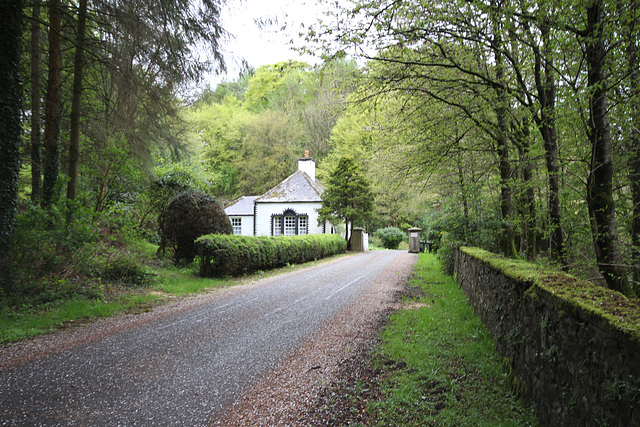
0, 250, 417, 426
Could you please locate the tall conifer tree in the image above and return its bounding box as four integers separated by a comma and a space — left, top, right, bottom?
318, 156, 374, 249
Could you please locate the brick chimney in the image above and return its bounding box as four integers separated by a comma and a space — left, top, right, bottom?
298, 150, 316, 182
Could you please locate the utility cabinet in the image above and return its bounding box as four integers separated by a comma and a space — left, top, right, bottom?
408, 227, 422, 253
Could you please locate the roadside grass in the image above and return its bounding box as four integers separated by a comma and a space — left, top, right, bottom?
368, 253, 539, 426
0, 260, 232, 344
0, 294, 160, 343
0, 244, 349, 345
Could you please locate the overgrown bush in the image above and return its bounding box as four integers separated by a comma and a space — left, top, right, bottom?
12, 203, 99, 283
92, 248, 154, 288
159, 190, 232, 264
437, 239, 464, 276
196, 234, 347, 277
135, 162, 214, 239
374, 227, 406, 249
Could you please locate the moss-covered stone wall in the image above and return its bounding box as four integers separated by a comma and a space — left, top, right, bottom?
454, 247, 640, 426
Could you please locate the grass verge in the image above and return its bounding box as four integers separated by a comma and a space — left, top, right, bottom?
308, 253, 540, 426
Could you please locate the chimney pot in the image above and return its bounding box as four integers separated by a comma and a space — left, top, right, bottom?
298, 151, 316, 182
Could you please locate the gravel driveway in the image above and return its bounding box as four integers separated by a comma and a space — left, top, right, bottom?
0, 250, 417, 426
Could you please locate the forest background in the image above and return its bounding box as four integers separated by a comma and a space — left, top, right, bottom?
1, 0, 639, 310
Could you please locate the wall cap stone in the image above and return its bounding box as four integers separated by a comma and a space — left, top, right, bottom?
459, 246, 640, 349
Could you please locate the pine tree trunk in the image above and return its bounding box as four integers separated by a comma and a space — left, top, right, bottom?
0, 0, 23, 294
66, 0, 87, 201
30, 1, 42, 202
41, 0, 62, 209
585, 0, 634, 296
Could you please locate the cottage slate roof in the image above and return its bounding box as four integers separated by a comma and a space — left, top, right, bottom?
256, 170, 324, 203
224, 196, 259, 215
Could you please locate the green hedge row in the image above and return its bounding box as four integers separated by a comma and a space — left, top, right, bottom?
195, 234, 347, 277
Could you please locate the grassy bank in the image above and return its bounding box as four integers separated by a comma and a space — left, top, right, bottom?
0, 264, 232, 344
315, 253, 540, 426
0, 241, 348, 345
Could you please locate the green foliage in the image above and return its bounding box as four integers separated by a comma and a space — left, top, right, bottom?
437, 240, 463, 276
243, 61, 312, 112
12, 203, 99, 283
158, 190, 232, 263
92, 248, 154, 288
374, 226, 406, 249
196, 234, 347, 277
371, 253, 540, 425
419, 196, 502, 254
151, 162, 213, 202
234, 110, 303, 196
0, 293, 160, 344
135, 161, 214, 238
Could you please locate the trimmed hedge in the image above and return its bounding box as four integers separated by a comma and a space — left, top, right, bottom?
195, 234, 347, 277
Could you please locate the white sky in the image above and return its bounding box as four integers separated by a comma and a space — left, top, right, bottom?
209, 0, 327, 85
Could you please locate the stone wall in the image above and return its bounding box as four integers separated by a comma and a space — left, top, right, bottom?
454, 247, 640, 427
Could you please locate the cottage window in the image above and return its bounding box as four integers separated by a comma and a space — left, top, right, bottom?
272, 211, 310, 236
298, 216, 308, 234
284, 215, 297, 236
231, 218, 242, 235
273, 216, 282, 236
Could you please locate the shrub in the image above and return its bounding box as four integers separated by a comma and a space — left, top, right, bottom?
437, 240, 464, 276
95, 249, 154, 288
136, 162, 214, 238
159, 190, 232, 264
196, 234, 347, 277
12, 203, 99, 283
374, 227, 406, 249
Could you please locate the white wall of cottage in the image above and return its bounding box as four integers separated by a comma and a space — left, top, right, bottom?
254, 202, 325, 236
228, 215, 254, 236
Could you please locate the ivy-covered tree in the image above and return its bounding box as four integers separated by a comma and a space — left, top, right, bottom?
318, 156, 374, 250
0, 0, 23, 294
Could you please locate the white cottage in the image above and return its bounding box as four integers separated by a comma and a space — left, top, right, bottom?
225, 152, 338, 237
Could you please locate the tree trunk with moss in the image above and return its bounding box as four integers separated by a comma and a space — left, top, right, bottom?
625, 0, 640, 293
585, 0, 634, 296
491, 4, 517, 259
30, 1, 42, 202
533, 22, 565, 266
